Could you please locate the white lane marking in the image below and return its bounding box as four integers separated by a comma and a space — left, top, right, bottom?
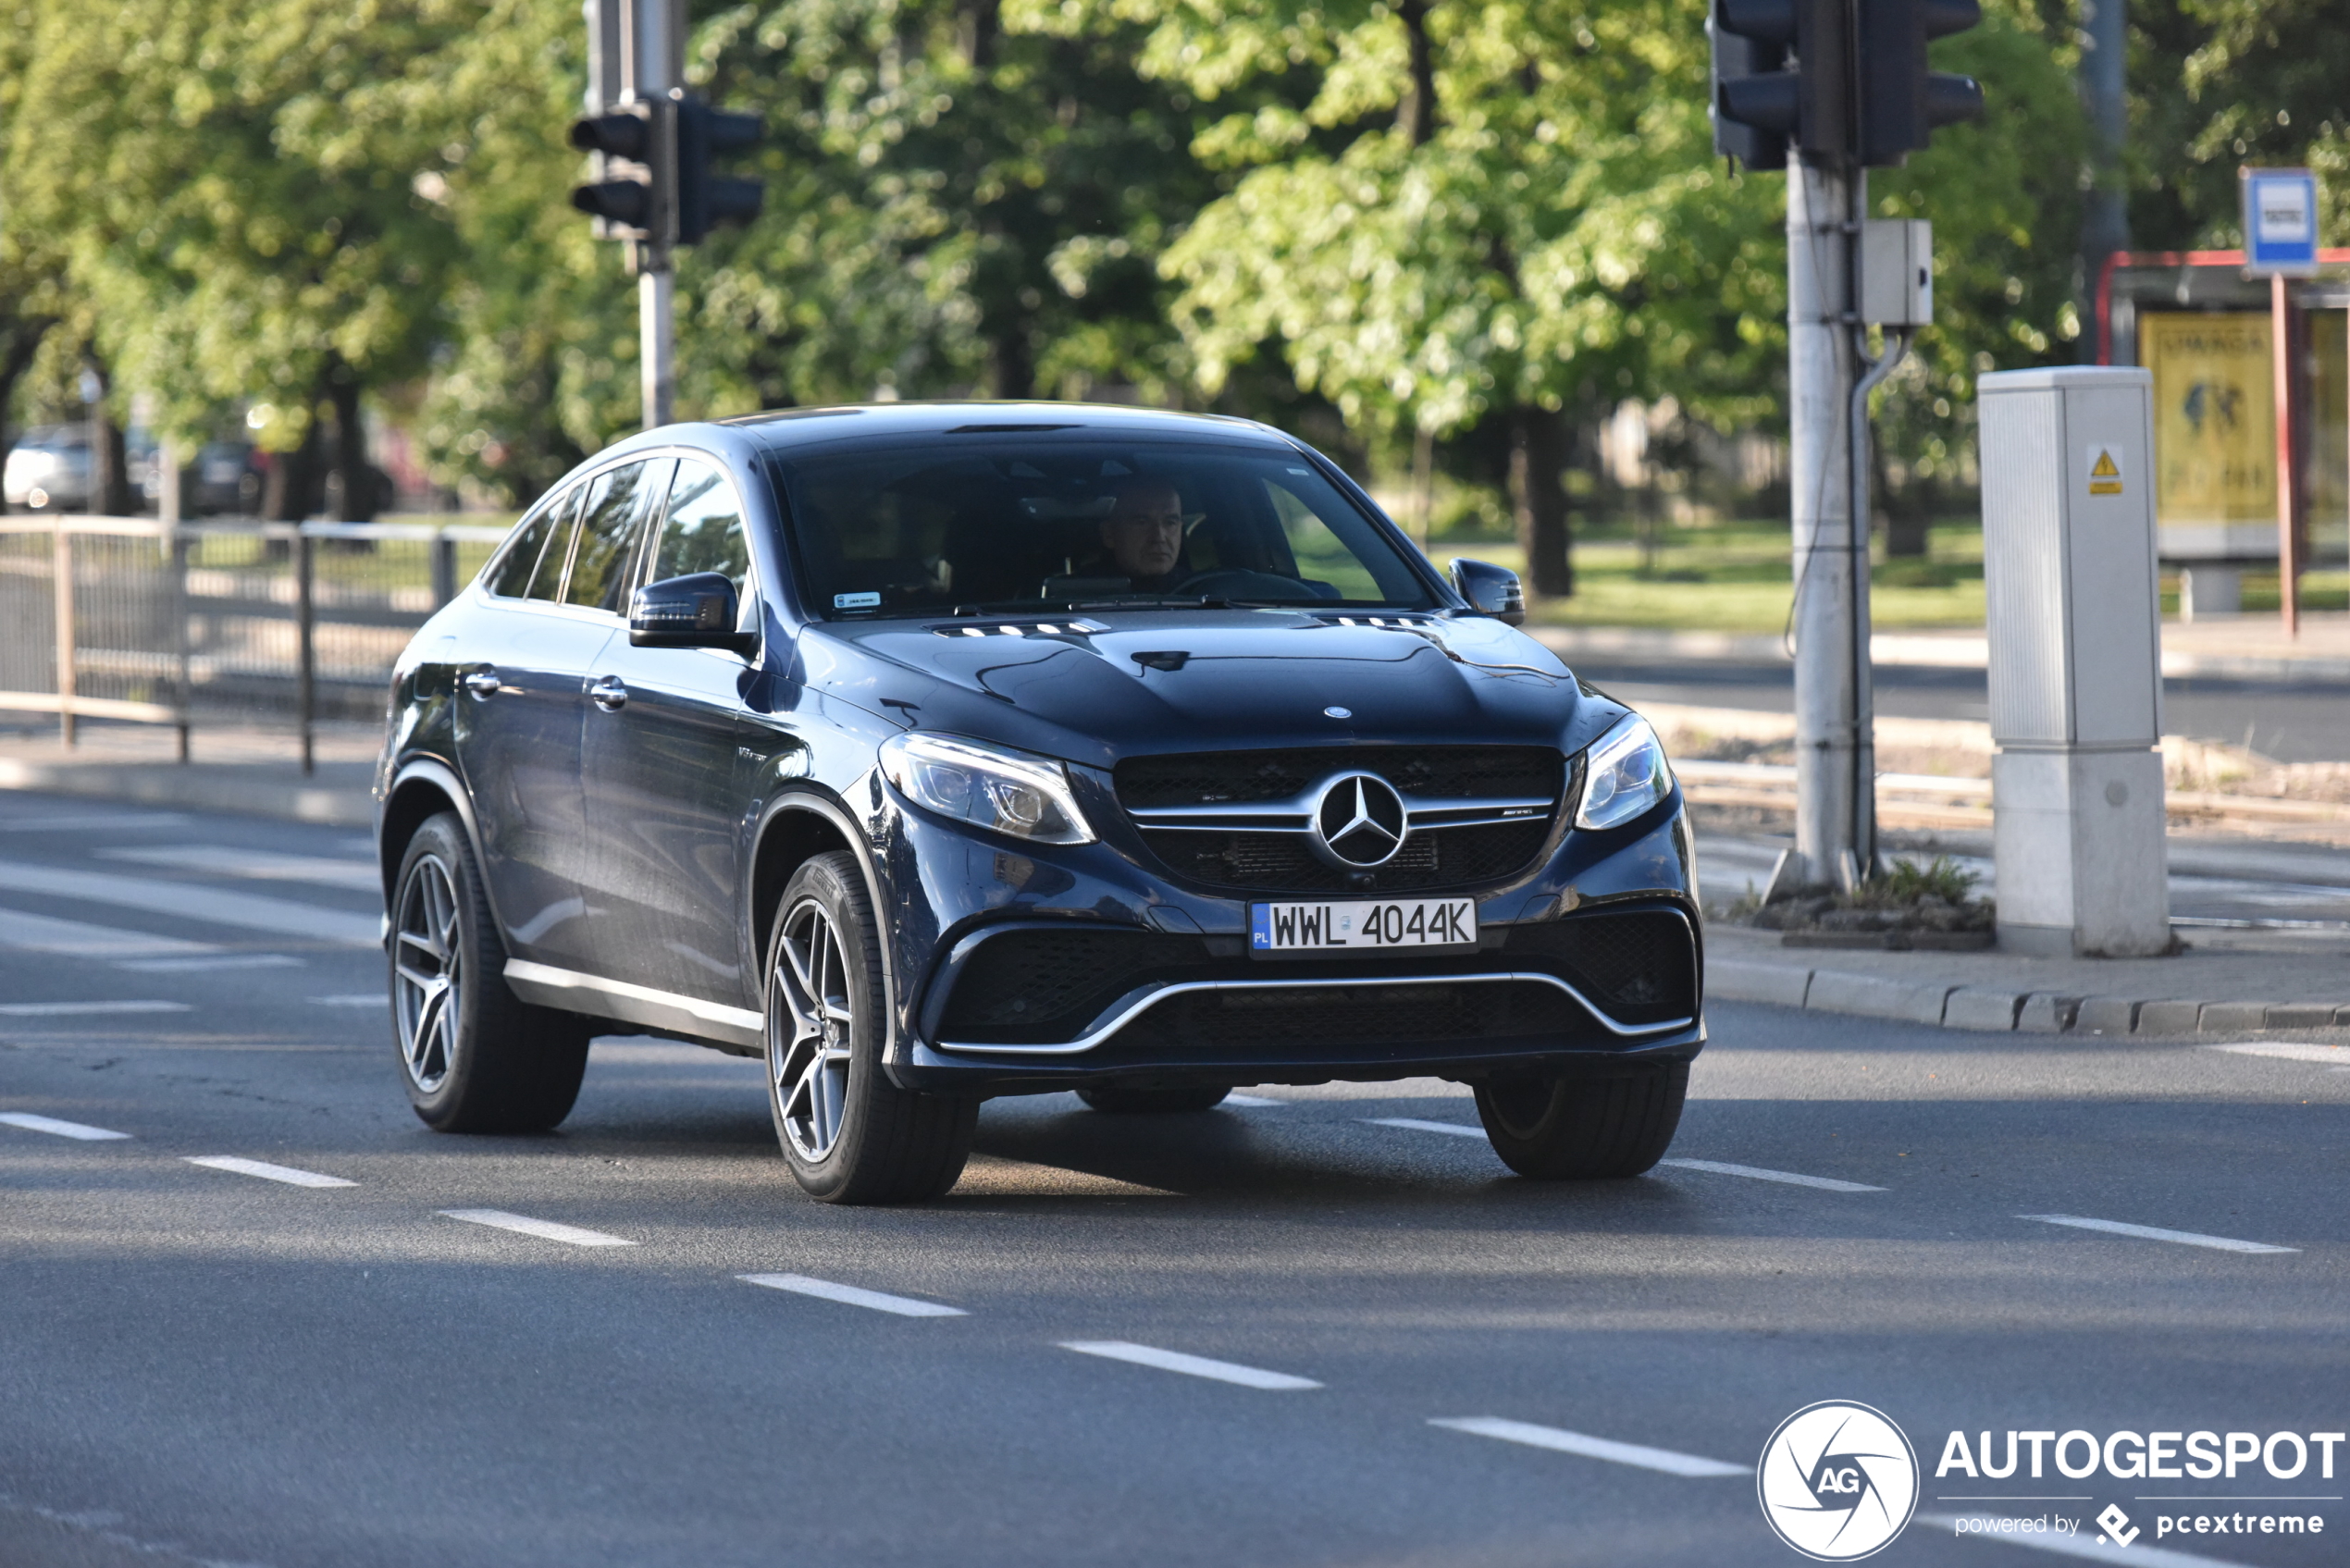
738, 1273, 967, 1316
1224, 1093, 1285, 1107
0, 1111, 130, 1141
1658, 1157, 1887, 1193
2208, 1042, 2350, 1067
0, 811, 190, 833
0, 859, 378, 947
0, 905, 217, 957
1924, 1513, 2256, 1566
1058, 1340, 1320, 1390
0, 1000, 190, 1017
116, 954, 303, 972
2020, 1214, 2296, 1254
1430, 1416, 1751, 1477
185, 1154, 354, 1189
100, 846, 379, 892
1365, 1117, 1487, 1139
308, 994, 385, 1008
437, 1209, 636, 1248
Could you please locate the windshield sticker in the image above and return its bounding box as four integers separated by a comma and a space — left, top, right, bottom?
834, 591, 882, 611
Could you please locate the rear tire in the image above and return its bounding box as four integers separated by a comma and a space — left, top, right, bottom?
1472, 1060, 1688, 1179
390, 812, 590, 1133
1075, 1084, 1231, 1114
765, 852, 977, 1204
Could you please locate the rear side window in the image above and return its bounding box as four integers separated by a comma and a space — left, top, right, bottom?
564, 459, 674, 612
651, 458, 750, 598
485, 486, 578, 599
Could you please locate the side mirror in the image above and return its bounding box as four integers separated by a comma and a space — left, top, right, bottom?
630, 572, 757, 654
1448, 558, 1526, 625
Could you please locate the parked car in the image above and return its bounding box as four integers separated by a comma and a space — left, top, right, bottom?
4, 426, 93, 512
374, 403, 1703, 1203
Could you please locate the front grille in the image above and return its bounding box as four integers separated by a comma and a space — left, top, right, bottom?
1506, 909, 1697, 1024
1109, 980, 1579, 1057
1117, 746, 1560, 809
1116, 746, 1563, 894
1140, 821, 1545, 894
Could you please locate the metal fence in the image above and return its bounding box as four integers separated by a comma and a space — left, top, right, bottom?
0, 516, 512, 770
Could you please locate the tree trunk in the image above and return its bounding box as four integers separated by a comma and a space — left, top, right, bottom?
327, 376, 378, 522
988, 327, 1033, 401
262, 416, 325, 523
1511, 404, 1573, 598
83, 355, 135, 515
1395, 0, 1438, 145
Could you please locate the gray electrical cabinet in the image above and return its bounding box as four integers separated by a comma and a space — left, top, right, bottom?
1977, 366, 2171, 957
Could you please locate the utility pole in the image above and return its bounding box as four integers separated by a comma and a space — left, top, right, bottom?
2077, 0, 2127, 357
626, 0, 679, 430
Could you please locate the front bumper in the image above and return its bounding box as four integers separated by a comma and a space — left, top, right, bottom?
867, 784, 1705, 1097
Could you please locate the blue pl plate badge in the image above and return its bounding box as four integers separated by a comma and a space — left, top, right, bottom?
1251, 905, 1271, 948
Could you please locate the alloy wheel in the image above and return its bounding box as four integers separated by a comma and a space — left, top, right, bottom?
771, 897, 857, 1161
394, 854, 463, 1093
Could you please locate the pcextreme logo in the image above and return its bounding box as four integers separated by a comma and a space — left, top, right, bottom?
1758, 1401, 1921, 1561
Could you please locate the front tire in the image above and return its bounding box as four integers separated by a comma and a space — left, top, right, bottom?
765, 852, 977, 1204
1472, 1060, 1688, 1179
390, 812, 590, 1133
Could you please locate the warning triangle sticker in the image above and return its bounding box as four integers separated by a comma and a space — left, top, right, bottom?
2087, 444, 2124, 495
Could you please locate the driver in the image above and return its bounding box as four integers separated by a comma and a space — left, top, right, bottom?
1095, 478, 1187, 590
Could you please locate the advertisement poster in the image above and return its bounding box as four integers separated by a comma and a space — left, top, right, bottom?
2140, 311, 2278, 556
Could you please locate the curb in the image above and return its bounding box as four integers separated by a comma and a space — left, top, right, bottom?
1708, 957, 2350, 1038
0, 758, 376, 827
1530, 624, 2350, 685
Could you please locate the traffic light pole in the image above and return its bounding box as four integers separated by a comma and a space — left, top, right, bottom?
624, 0, 678, 430
1787, 160, 1870, 892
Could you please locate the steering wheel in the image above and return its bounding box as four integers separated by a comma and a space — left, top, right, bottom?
1173, 568, 1310, 599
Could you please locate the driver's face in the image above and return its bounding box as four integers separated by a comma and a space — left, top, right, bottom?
1101, 485, 1184, 580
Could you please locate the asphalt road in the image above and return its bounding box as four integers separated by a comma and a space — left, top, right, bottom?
2, 793, 2345, 1568
1575, 658, 2350, 764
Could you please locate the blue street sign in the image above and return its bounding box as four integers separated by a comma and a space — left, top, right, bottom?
2241, 167, 2319, 278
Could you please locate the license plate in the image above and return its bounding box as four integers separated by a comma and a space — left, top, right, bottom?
1250, 898, 1477, 955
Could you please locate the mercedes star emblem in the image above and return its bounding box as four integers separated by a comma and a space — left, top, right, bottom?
1310, 772, 1408, 869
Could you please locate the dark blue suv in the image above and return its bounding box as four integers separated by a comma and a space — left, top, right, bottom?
375, 403, 1703, 1203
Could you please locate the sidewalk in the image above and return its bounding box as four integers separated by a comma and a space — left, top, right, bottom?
0, 718, 378, 827
1534, 611, 2350, 683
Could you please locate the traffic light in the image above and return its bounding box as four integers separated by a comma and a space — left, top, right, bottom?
570, 106, 658, 236
675, 99, 764, 245
1710, 0, 1850, 167
1854, 0, 1985, 166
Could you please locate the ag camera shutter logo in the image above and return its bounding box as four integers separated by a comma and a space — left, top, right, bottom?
1758, 1401, 1920, 1560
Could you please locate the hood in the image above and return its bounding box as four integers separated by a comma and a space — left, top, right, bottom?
793, 609, 1628, 769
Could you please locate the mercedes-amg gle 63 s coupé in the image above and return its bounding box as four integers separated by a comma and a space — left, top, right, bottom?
375, 403, 1704, 1203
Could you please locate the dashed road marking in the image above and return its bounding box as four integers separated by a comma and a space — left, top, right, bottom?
1224, 1093, 1285, 1107
2020, 1214, 2295, 1254
115, 954, 303, 972
0, 906, 216, 958
308, 994, 385, 1008
0, 859, 378, 946
0, 1111, 130, 1141
1058, 1340, 1320, 1390
185, 1155, 355, 1189
738, 1273, 967, 1316
2208, 1042, 2349, 1068
1430, 1416, 1751, 1477
1363, 1117, 1486, 1139
0, 811, 190, 833
0, 1000, 191, 1017
1659, 1157, 1886, 1192
100, 845, 379, 893
437, 1209, 636, 1248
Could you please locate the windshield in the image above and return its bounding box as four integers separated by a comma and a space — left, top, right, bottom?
766, 437, 1437, 619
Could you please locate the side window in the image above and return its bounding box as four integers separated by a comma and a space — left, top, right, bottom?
651, 458, 751, 598
485, 486, 576, 599
564, 459, 674, 612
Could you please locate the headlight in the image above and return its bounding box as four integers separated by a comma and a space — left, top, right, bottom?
878, 733, 1095, 845
1574, 714, 1672, 830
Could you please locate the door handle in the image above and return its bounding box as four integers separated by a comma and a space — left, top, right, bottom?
589, 675, 628, 711
462, 668, 501, 697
